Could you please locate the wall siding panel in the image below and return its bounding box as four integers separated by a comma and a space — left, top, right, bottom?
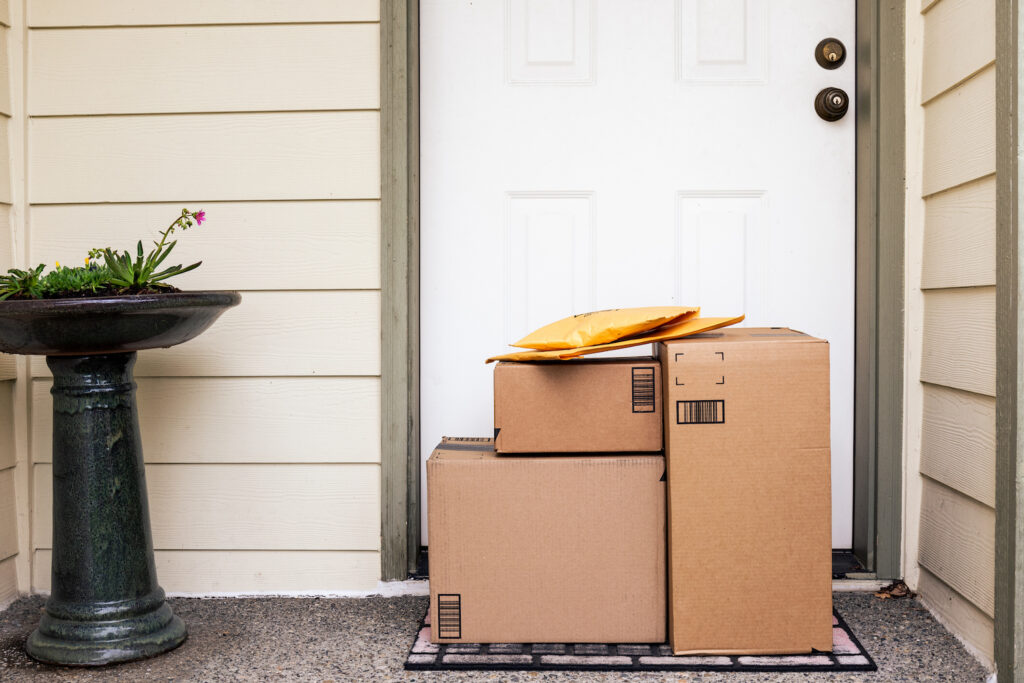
921, 0, 995, 103
921, 175, 995, 289
919, 478, 996, 617
0, 26, 10, 115
29, 112, 380, 204
33, 550, 380, 594
0, 357, 14, 381
920, 384, 995, 507
28, 1, 379, 27
30, 201, 380, 291
32, 377, 381, 465
0, 381, 13, 471
918, 567, 995, 666
29, 25, 379, 115
34, 463, 381, 551
0, 556, 16, 609
920, 287, 995, 396
0, 468, 17, 560
29, 291, 381, 378
0, 207, 12, 271
0, 117, 11, 205
21, 1, 383, 594
922, 65, 995, 196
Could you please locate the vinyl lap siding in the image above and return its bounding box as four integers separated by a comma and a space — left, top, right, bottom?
23, 0, 383, 593
915, 0, 996, 663
0, 0, 19, 609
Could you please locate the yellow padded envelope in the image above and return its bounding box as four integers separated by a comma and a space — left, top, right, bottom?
486, 315, 745, 363
512, 306, 700, 350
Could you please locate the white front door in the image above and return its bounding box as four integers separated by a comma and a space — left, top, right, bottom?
420, 0, 856, 548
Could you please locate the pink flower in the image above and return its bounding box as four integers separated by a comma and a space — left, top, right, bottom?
194, 210, 206, 225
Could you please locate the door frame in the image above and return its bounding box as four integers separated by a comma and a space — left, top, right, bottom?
380, 0, 906, 581
995, 0, 1024, 677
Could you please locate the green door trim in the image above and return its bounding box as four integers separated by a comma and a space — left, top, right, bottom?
381, 0, 420, 580
995, 0, 1023, 677
381, 0, 905, 581
852, 0, 905, 580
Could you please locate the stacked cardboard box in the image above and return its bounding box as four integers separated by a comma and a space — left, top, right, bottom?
428, 328, 832, 653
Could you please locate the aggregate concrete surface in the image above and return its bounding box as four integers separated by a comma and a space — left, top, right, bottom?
0, 592, 990, 682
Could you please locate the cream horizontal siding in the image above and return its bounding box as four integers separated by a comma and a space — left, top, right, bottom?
0, 27, 10, 115
921, 175, 995, 288
33, 464, 381, 550
27, 1, 379, 27
0, 6, 18, 610
23, 9, 384, 593
0, 206, 13, 379
0, 118, 11, 205
922, 64, 995, 197
0, 468, 16, 560
912, 0, 996, 663
27, 291, 380, 378
0, 556, 15, 609
31, 378, 381, 465
29, 113, 380, 203
33, 550, 380, 594
918, 567, 995, 662
921, 0, 995, 103
920, 384, 995, 508
920, 287, 995, 396
29, 25, 379, 115
919, 478, 996, 616
30, 202, 380, 291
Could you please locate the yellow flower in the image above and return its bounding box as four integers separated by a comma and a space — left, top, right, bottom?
55, 261, 60, 269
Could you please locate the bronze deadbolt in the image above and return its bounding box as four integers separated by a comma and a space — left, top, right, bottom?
815, 87, 849, 122
815, 38, 846, 69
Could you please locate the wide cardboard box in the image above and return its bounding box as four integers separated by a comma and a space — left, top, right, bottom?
427, 437, 666, 643
659, 328, 832, 654
494, 358, 662, 453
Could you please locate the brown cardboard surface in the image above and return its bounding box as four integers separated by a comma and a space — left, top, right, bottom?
427, 437, 666, 644
494, 358, 662, 453
659, 328, 833, 655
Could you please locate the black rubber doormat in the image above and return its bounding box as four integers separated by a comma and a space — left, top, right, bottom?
404, 608, 876, 673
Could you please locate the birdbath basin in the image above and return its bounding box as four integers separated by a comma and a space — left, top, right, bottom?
0, 291, 241, 666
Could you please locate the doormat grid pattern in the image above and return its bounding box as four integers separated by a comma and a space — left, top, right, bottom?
405, 609, 876, 673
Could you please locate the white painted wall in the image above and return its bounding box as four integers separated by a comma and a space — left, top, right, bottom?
905, 0, 996, 669
4, 0, 384, 595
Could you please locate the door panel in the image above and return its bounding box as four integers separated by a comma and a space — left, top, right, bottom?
421, 0, 856, 547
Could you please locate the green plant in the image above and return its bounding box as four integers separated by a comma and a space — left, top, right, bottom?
96, 209, 204, 291
37, 261, 115, 299
0, 264, 45, 301
0, 209, 206, 301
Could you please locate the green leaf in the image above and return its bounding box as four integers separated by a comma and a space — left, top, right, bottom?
150, 260, 201, 282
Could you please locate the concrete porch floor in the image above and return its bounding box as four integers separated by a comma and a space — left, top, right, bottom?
0, 592, 990, 682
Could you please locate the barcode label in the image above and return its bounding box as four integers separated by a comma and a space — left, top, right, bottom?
677, 400, 725, 424
632, 367, 656, 413
437, 594, 462, 639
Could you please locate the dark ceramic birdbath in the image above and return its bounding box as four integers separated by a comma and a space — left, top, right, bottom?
0, 291, 241, 666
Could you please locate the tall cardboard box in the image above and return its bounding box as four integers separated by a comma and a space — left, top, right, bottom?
494, 358, 662, 453
427, 437, 666, 643
659, 328, 832, 654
